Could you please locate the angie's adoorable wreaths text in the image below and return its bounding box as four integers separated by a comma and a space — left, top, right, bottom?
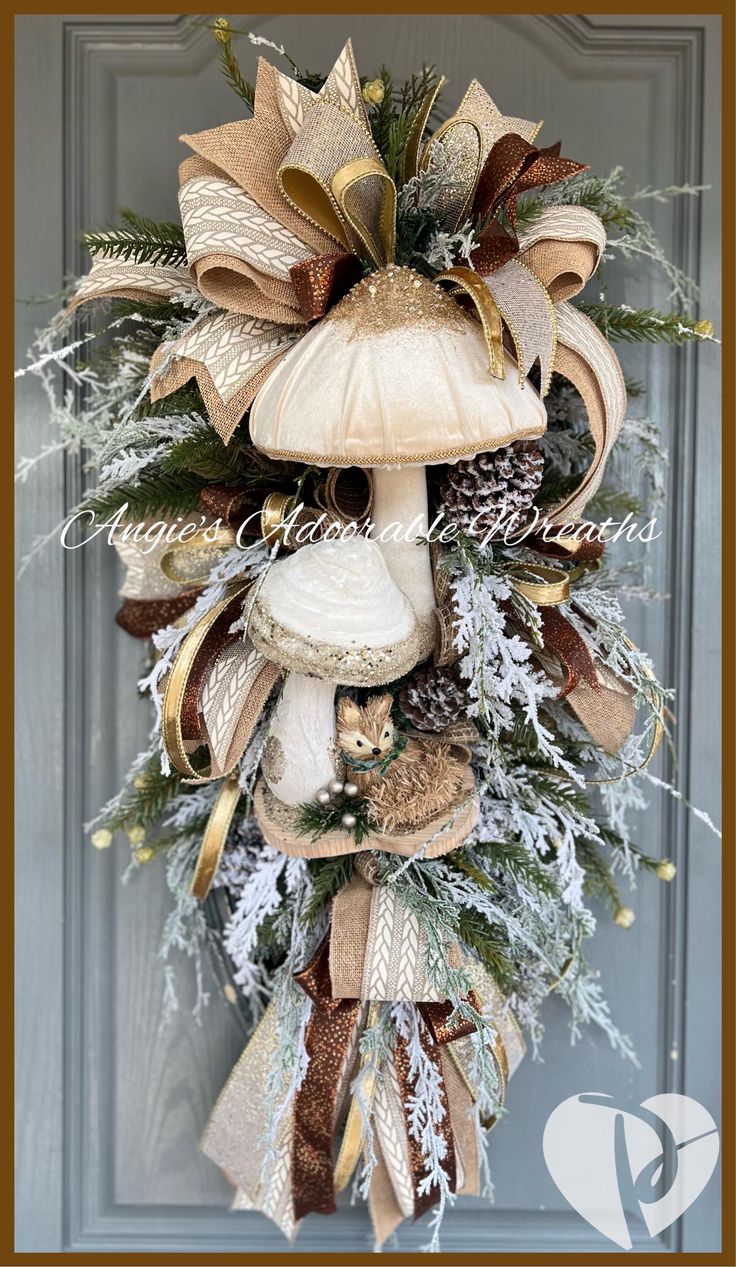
17, 25, 719, 1251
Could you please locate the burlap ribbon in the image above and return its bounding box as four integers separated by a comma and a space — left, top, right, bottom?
330, 869, 459, 1002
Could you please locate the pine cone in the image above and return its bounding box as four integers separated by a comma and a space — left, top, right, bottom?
399, 663, 467, 733
439, 441, 543, 538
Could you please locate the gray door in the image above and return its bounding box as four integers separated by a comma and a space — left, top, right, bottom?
15, 12, 722, 1255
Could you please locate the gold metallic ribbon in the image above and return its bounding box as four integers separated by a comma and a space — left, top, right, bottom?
435, 266, 505, 377
333, 1002, 380, 1194
161, 584, 249, 780
401, 76, 447, 183
190, 776, 242, 900
510, 562, 571, 606
159, 526, 239, 585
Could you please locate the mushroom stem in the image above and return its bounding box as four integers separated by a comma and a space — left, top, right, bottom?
263, 673, 338, 807
370, 465, 436, 657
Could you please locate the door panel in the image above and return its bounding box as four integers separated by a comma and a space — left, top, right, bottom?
15, 12, 722, 1254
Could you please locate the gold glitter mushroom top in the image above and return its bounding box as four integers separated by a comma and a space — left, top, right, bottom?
249, 266, 547, 468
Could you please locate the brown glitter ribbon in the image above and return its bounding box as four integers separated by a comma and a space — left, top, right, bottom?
469, 135, 586, 277
292, 937, 363, 1219
290, 252, 364, 322
473, 133, 587, 229
421, 994, 481, 1045
522, 524, 606, 565
178, 600, 242, 742
115, 591, 202, 640
539, 605, 600, 699
292, 937, 475, 1222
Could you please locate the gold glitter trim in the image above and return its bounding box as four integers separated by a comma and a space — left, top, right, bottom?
326, 266, 470, 339
253, 422, 547, 468
262, 733, 286, 784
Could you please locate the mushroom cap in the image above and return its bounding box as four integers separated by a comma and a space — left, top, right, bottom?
248, 535, 422, 685
250, 265, 547, 467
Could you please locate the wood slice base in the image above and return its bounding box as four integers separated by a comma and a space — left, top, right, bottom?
253, 767, 479, 859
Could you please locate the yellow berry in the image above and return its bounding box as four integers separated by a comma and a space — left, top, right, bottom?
656, 860, 677, 881
213, 17, 231, 45
91, 828, 113, 850
614, 906, 636, 929
694, 319, 714, 338
126, 824, 146, 845
362, 79, 385, 106
135, 846, 155, 864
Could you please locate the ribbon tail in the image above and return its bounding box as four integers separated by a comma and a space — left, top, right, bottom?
150, 310, 301, 444
292, 938, 364, 1219
481, 259, 557, 394
201, 1003, 298, 1240
369, 1139, 407, 1249
435, 266, 504, 378
189, 776, 241, 900
548, 303, 627, 522
539, 605, 600, 698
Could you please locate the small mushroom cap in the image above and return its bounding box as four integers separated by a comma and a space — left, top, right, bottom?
249, 536, 422, 685
250, 265, 547, 467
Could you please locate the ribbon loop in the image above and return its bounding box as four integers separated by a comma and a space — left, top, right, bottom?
161, 584, 280, 783
434, 266, 505, 377
420, 79, 539, 233
279, 102, 396, 267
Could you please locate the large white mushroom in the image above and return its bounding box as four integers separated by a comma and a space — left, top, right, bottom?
250, 265, 547, 655
248, 535, 420, 806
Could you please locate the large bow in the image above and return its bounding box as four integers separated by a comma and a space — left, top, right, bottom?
68, 39, 626, 516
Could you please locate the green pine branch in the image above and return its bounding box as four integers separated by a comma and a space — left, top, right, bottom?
477, 840, 561, 899
132, 384, 206, 420
294, 797, 377, 847
84, 210, 187, 268
160, 424, 251, 484
215, 28, 256, 111
576, 838, 622, 913
83, 469, 211, 519
578, 302, 711, 345
587, 485, 644, 519
365, 65, 439, 185
302, 855, 356, 924
455, 910, 517, 995
98, 756, 183, 835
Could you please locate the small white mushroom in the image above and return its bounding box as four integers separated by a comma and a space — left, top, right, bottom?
249, 536, 420, 807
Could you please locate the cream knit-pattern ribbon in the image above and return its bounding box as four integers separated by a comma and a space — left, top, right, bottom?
67, 258, 199, 312
150, 310, 302, 443
330, 872, 452, 1003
